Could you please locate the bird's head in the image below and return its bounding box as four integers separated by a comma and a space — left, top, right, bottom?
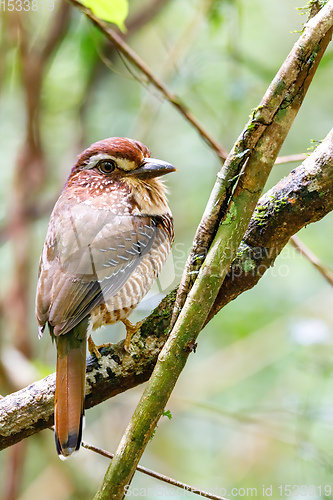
65, 137, 176, 215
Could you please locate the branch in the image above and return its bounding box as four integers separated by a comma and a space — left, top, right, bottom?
67, 0, 228, 161
77, 0, 171, 148
274, 153, 307, 164
208, 126, 333, 320
289, 235, 333, 287
0, 291, 175, 450
69, 0, 300, 167
171, 0, 333, 325
1, 127, 332, 452
0, 2, 309, 248
82, 440, 227, 500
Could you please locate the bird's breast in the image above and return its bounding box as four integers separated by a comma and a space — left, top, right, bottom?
90, 216, 172, 330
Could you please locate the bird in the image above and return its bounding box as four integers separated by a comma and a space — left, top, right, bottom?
35, 137, 175, 459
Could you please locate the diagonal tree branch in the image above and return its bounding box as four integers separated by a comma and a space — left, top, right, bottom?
172, 0, 333, 327
67, 0, 229, 161
208, 126, 333, 321
1, 127, 332, 451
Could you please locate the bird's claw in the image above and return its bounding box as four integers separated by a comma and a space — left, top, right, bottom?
88, 335, 102, 359
87, 318, 145, 357
122, 318, 145, 352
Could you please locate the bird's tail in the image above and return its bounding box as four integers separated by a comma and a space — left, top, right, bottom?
54, 320, 87, 459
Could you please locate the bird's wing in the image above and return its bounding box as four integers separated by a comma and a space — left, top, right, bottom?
36, 202, 172, 336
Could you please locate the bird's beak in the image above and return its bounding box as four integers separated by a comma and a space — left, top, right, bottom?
127, 158, 176, 179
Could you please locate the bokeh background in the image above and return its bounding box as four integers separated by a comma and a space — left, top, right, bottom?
1, 0, 333, 499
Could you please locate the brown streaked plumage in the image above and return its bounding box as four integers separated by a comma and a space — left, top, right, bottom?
35, 137, 175, 459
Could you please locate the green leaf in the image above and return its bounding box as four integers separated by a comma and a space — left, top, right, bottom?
162, 409, 172, 420
80, 0, 129, 31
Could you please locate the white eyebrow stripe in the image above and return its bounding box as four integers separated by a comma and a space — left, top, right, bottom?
83, 154, 115, 170
82, 154, 137, 172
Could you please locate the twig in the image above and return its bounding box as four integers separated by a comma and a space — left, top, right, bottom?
77, 0, 171, 148
49, 425, 226, 499
67, 0, 228, 161
274, 153, 307, 164
132, 0, 217, 143
73, 0, 299, 174
81, 440, 227, 500
289, 235, 333, 286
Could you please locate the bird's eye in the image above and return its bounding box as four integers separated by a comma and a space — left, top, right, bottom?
97, 160, 116, 174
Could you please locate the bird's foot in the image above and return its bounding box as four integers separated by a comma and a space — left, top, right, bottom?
87, 335, 112, 359
122, 318, 145, 353
88, 335, 101, 359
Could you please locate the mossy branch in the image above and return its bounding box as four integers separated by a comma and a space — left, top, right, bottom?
1, 128, 333, 451
172, 0, 333, 325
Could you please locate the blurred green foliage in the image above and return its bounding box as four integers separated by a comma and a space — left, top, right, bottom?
0, 0, 333, 498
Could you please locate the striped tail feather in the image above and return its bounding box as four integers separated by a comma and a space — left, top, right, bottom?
54, 319, 87, 459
